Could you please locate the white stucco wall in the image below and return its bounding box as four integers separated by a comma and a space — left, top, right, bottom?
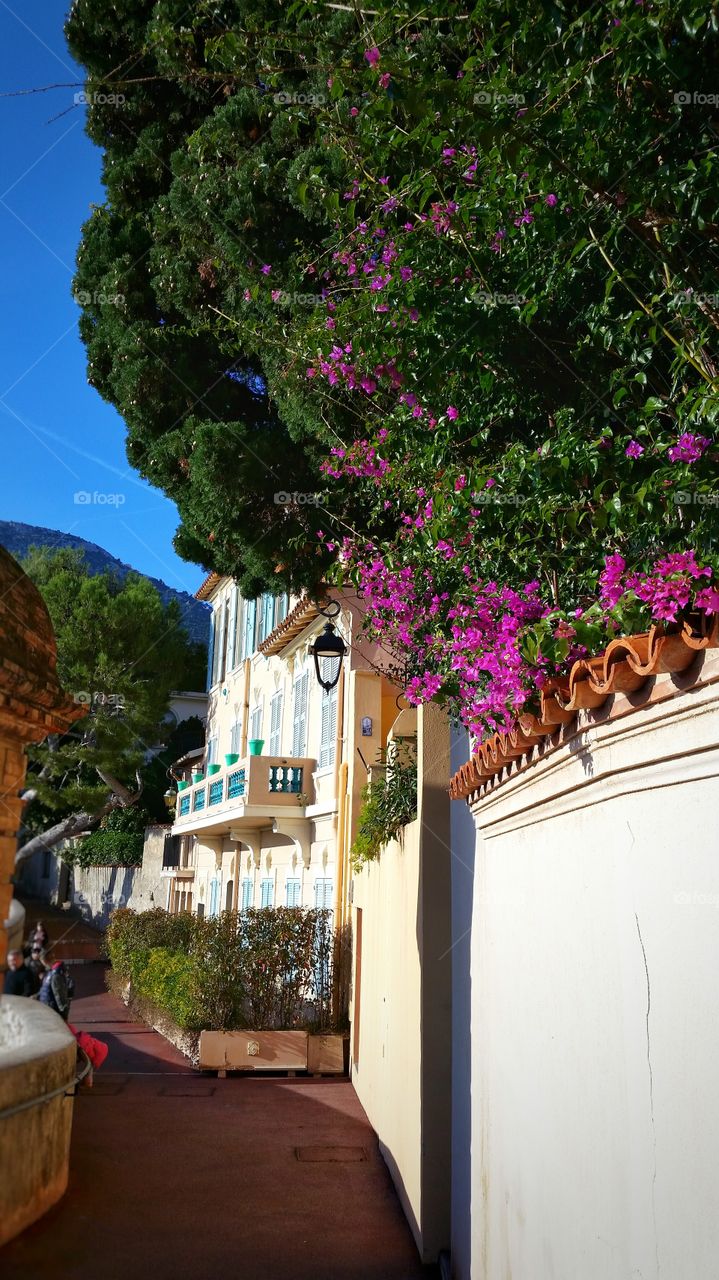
468, 665, 719, 1280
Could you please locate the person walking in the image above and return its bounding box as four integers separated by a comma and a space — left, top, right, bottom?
27, 920, 49, 951
26, 944, 48, 994
38, 961, 73, 1021
3, 950, 36, 997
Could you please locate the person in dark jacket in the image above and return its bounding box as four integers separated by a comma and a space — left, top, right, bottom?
26, 945, 48, 994
3, 949, 35, 997
39, 961, 73, 1020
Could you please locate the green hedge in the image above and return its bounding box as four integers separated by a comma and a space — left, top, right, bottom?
106, 907, 338, 1032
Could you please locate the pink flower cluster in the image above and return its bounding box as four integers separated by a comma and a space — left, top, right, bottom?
599, 550, 716, 622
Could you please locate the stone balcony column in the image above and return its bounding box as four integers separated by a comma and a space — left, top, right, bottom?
0, 547, 84, 966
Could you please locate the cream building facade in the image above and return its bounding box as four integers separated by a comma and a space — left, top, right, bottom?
167, 574, 401, 927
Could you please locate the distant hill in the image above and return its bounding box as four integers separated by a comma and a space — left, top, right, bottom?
0, 520, 211, 646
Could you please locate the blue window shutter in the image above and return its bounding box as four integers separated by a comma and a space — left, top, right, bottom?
260, 878, 274, 908
241, 878, 252, 909
242, 598, 257, 659
314, 878, 333, 909
269, 692, 283, 755
227, 587, 238, 672
206, 612, 216, 691
292, 671, 308, 757
286, 879, 301, 907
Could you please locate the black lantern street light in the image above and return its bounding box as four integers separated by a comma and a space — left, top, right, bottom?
310, 602, 347, 692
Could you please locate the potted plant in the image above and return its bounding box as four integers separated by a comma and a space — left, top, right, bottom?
224, 752, 239, 766
207, 763, 221, 776
177, 779, 189, 792
191, 769, 204, 784
248, 739, 264, 756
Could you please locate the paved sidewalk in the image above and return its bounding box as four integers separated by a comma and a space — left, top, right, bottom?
2, 965, 436, 1279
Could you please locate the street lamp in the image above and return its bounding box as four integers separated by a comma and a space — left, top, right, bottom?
310, 602, 346, 692
163, 787, 176, 814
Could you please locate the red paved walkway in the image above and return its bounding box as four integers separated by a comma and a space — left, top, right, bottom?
3, 963, 436, 1279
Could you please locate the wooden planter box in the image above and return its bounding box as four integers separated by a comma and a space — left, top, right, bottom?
199, 1029, 345, 1075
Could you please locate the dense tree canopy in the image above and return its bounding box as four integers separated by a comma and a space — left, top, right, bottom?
67, 0, 719, 733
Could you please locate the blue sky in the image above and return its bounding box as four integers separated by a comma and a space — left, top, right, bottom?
0, 1, 204, 595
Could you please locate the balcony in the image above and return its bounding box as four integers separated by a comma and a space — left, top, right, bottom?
171, 755, 316, 836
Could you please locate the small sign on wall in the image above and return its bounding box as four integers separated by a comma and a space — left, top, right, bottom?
361, 716, 373, 737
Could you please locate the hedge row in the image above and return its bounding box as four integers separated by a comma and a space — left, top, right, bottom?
106, 907, 337, 1032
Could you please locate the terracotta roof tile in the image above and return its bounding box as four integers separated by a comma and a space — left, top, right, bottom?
258, 594, 328, 656
195, 572, 222, 601
449, 616, 719, 801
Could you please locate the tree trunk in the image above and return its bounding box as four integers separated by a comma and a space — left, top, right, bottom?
14, 771, 143, 868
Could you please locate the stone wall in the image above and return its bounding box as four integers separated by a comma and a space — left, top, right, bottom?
72, 825, 169, 927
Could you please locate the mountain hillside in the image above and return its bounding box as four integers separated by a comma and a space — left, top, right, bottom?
0, 520, 211, 646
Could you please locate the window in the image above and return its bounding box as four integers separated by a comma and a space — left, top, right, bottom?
212, 599, 228, 686
286, 878, 301, 907
232, 591, 244, 669
242, 598, 257, 660
250, 704, 263, 742
206, 611, 216, 691
209, 876, 221, 917
206, 736, 218, 766
275, 593, 289, 626
241, 878, 253, 909
260, 592, 275, 644
227, 586, 239, 672
314, 878, 333, 910
230, 719, 242, 756
319, 670, 338, 769
260, 878, 274, 908
269, 691, 283, 755
292, 670, 309, 757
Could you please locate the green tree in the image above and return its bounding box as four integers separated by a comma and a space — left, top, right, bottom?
16, 547, 205, 866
